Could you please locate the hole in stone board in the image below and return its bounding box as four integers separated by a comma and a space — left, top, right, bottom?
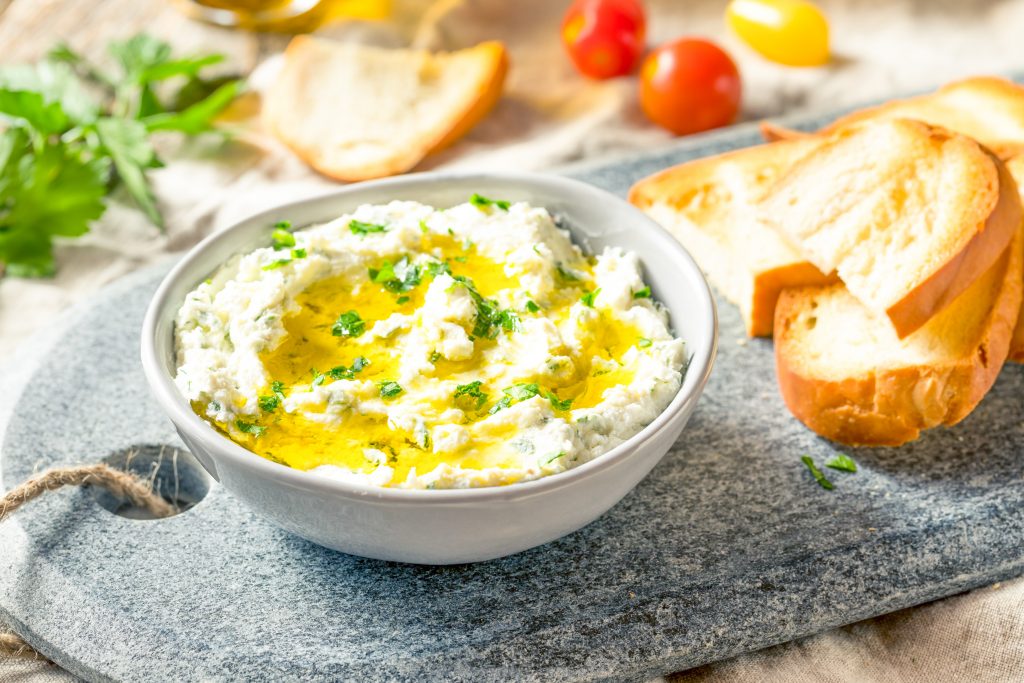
90, 444, 212, 519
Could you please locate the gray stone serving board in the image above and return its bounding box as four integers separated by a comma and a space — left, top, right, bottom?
4, 97, 1024, 683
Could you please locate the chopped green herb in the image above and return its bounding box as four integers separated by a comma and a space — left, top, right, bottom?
370, 256, 421, 293
396, 295, 410, 305
331, 310, 365, 338
454, 381, 489, 410
349, 219, 387, 236
542, 451, 566, 465
556, 263, 582, 282
450, 275, 519, 339
801, 455, 834, 490
524, 300, 541, 313
489, 382, 540, 414
328, 356, 370, 380
425, 259, 451, 277
208, 400, 221, 412
291, 248, 307, 259
418, 219, 429, 234
258, 394, 280, 412
310, 368, 326, 386
469, 193, 510, 211
580, 289, 600, 307
632, 286, 652, 299
262, 258, 291, 271
429, 351, 442, 363
454, 255, 468, 263
825, 453, 858, 473
274, 220, 293, 232
379, 380, 403, 399
544, 390, 573, 412
271, 381, 286, 395
235, 420, 266, 437
271, 227, 295, 250
637, 337, 652, 348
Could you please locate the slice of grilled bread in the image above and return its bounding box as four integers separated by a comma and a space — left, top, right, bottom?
774, 218, 1023, 447
758, 119, 1021, 339
1006, 155, 1024, 362
628, 139, 834, 337
263, 37, 508, 182
761, 76, 1024, 159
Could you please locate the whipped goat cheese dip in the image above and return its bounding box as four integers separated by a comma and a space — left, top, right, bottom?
174, 196, 686, 489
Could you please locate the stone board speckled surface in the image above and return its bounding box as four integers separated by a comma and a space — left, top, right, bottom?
3, 102, 1024, 682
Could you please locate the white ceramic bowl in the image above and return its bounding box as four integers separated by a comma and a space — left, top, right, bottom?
141, 172, 717, 564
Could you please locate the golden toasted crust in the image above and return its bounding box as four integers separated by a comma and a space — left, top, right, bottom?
774, 220, 1024, 447
760, 77, 1024, 159
884, 148, 1021, 337
759, 121, 1015, 339
263, 38, 507, 182
628, 139, 834, 337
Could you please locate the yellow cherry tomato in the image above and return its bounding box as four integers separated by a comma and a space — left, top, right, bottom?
726, 0, 829, 67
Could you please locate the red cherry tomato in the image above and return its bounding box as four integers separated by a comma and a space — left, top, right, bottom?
639, 38, 742, 135
561, 0, 646, 80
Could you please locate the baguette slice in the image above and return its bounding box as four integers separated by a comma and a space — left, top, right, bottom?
628, 139, 834, 337
762, 77, 1024, 158
263, 37, 508, 182
1006, 155, 1024, 362
758, 119, 1021, 339
775, 218, 1023, 447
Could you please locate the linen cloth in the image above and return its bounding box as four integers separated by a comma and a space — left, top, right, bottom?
3, 0, 1024, 680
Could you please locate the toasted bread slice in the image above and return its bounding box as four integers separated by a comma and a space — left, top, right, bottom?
758, 119, 1020, 339
263, 37, 508, 182
628, 139, 834, 337
761, 77, 1024, 159
775, 217, 1023, 447
1005, 155, 1024, 362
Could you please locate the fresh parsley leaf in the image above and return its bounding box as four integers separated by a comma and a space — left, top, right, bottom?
544, 390, 573, 412
349, 219, 388, 236
271, 381, 286, 395
396, 295, 410, 305
542, 451, 566, 465
524, 300, 541, 313
370, 256, 421, 293
450, 275, 519, 339
425, 259, 451, 277
489, 382, 540, 414
379, 380, 403, 399
469, 193, 510, 211
258, 394, 280, 412
142, 80, 240, 134
94, 116, 162, 226
454, 381, 488, 410
271, 227, 295, 250
801, 455, 834, 490
825, 454, 858, 473
328, 356, 371, 380
0, 128, 108, 276
0, 89, 70, 134
291, 248, 307, 259
331, 310, 365, 338
262, 258, 291, 271
310, 368, 326, 386
637, 337, 652, 348
633, 286, 652, 299
429, 351, 442, 363
580, 289, 600, 307
274, 220, 292, 231
235, 419, 266, 437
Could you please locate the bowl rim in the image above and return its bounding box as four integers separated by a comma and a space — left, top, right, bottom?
141, 170, 718, 504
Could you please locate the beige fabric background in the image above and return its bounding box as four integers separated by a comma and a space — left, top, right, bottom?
3, 0, 1024, 680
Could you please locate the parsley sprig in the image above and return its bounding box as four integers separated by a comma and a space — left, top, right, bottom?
0, 34, 242, 277
450, 274, 520, 339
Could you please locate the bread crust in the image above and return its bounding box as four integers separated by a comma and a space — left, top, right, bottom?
263, 38, 508, 182
628, 139, 833, 337
774, 223, 1023, 447
885, 148, 1021, 338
